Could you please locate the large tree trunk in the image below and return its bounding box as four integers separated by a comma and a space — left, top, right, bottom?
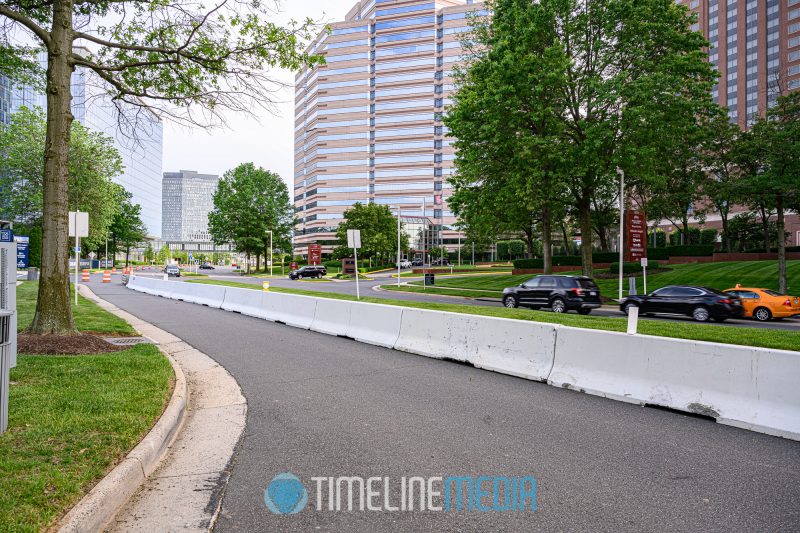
578, 194, 593, 277
759, 204, 770, 251
560, 220, 570, 255
720, 208, 731, 253
29, 1, 77, 335
776, 194, 786, 294
542, 203, 552, 274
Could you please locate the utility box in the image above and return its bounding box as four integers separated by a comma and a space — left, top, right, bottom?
0, 220, 18, 435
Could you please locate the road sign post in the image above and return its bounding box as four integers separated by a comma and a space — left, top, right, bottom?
69, 211, 89, 306
347, 229, 362, 300
640, 257, 648, 294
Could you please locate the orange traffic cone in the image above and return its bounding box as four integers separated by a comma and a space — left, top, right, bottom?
102, 270, 111, 283
112, 266, 117, 274
81, 269, 90, 282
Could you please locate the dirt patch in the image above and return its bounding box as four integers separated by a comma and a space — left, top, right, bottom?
17, 333, 126, 355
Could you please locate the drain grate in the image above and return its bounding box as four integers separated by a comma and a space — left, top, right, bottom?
103, 336, 153, 346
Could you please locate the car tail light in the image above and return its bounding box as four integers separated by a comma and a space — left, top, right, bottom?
718, 299, 733, 304
784, 299, 792, 307
570, 288, 585, 297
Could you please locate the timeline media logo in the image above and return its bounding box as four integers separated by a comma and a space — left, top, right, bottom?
264, 472, 308, 515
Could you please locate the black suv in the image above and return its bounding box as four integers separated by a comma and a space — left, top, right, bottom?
621, 285, 743, 322
502, 275, 602, 314
289, 265, 327, 280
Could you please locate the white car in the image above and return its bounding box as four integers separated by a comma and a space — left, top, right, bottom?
398, 260, 412, 269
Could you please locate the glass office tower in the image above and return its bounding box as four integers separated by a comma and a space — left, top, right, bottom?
293, 0, 487, 257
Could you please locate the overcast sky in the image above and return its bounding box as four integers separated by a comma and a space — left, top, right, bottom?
161, 1, 355, 188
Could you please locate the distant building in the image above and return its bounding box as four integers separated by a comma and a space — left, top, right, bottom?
0, 49, 164, 236
162, 170, 220, 242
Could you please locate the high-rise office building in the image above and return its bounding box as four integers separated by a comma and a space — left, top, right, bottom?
293, 0, 487, 256
162, 170, 220, 242
0, 50, 164, 236
679, 0, 799, 126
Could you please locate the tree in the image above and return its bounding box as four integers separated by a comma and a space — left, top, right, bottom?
208, 163, 294, 275
143, 242, 155, 263
108, 191, 148, 266
333, 203, 409, 262
156, 244, 170, 265
0, 104, 124, 261
702, 115, 745, 252
737, 91, 800, 293
445, 0, 568, 273
1, 1, 321, 334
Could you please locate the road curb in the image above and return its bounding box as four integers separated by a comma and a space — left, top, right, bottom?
57, 285, 188, 533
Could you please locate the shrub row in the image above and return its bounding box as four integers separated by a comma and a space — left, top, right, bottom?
666, 245, 715, 257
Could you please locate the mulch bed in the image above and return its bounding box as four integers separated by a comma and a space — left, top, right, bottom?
17, 333, 126, 355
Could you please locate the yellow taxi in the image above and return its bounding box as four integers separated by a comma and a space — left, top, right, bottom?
723, 285, 800, 321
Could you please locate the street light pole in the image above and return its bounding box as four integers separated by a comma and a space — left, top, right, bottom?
268, 230, 273, 278
397, 206, 401, 288
617, 167, 625, 301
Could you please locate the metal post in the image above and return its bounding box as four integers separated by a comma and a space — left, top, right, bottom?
397, 206, 401, 288
458, 234, 461, 266
472, 242, 475, 265
74, 233, 80, 307
269, 230, 273, 278
105, 236, 108, 269
617, 167, 625, 301
422, 199, 427, 289
354, 245, 360, 300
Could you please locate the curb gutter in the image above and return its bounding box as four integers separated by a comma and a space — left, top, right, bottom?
56, 285, 188, 533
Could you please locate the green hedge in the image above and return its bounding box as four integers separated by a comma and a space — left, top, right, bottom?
666, 245, 714, 257
514, 253, 630, 269
647, 247, 670, 260
608, 261, 660, 274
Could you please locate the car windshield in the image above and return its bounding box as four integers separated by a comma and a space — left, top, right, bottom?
577, 279, 598, 289
762, 289, 783, 297
701, 287, 726, 296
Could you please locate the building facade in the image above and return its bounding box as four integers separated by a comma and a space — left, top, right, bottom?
678, 0, 800, 126
0, 50, 164, 237
293, 0, 487, 256
162, 170, 221, 242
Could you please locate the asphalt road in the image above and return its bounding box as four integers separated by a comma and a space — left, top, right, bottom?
90, 279, 800, 532
132, 266, 800, 331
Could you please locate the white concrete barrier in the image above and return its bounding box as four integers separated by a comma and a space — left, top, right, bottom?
168, 282, 226, 308
548, 327, 800, 440
127, 276, 170, 298
310, 298, 353, 336
346, 301, 404, 348
394, 308, 557, 381
261, 292, 317, 329
220, 286, 269, 319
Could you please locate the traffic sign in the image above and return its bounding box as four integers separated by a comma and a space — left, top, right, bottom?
347, 229, 362, 249
640, 258, 648, 268
68, 211, 89, 238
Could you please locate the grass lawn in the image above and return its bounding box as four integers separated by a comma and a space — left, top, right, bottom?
398, 260, 800, 300
186, 279, 800, 352
2, 284, 172, 532
16, 282, 136, 336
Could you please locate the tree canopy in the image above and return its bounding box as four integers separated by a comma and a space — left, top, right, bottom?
208, 163, 294, 274
334, 203, 409, 262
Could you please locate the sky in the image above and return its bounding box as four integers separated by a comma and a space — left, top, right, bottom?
161, 1, 356, 189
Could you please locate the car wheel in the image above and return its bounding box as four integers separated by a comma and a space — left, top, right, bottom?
577, 308, 592, 315
551, 298, 566, 313
623, 302, 638, 315
503, 295, 518, 309
753, 307, 772, 322
692, 306, 710, 322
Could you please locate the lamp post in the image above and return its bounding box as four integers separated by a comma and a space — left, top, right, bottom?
267, 230, 273, 278
617, 167, 625, 301
397, 206, 401, 288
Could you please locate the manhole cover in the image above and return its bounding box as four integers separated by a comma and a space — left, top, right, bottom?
103, 337, 153, 346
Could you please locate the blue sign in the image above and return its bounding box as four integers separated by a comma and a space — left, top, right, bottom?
16, 236, 29, 269
0, 228, 12, 242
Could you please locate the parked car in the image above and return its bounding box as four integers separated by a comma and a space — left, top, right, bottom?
431, 258, 450, 266
199, 263, 215, 270
502, 275, 602, 314
289, 265, 327, 280
411, 259, 423, 267
723, 286, 800, 321
164, 265, 181, 277
621, 285, 743, 322
397, 259, 412, 269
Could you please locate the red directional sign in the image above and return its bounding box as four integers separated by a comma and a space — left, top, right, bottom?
625, 211, 647, 262
308, 244, 322, 265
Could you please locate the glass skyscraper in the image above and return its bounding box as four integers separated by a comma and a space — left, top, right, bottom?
161, 170, 220, 242
293, 0, 487, 257
0, 50, 164, 236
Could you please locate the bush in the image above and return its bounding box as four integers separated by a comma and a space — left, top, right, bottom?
513, 258, 544, 269
647, 247, 670, 260
608, 261, 660, 274
666, 245, 714, 257
591, 252, 620, 263
700, 228, 718, 245
323, 260, 342, 268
